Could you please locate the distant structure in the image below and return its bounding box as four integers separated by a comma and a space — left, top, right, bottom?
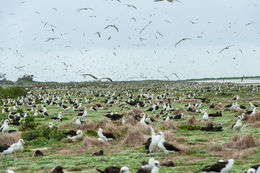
0, 73, 13, 84
17, 75, 34, 82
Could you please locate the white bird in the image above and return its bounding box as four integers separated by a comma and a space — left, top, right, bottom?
164, 115, 170, 121
202, 159, 234, 173
0, 119, 9, 133
49, 122, 54, 128
145, 116, 153, 125
1, 139, 24, 157
5, 170, 15, 173
142, 158, 155, 168
11, 139, 24, 153
158, 132, 181, 154
251, 107, 257, 115
249, 102, 256, 109
119, 166, 130, 173
140, 113, 147, 126
232, 116, 242, 131
122, 117, 126, 124
138, 160, 160, 173
148, 126, 161, 153
75, 117, 81, 125
67, 130, 83, 142
98, 128, 115, 142
247, 164, 260, 173
202, 110, 209, 121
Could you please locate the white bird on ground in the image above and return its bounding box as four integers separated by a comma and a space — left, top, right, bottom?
49, 122, 54, 128
247, 164, 260, 173
140, 113, 147, 126
142, 158, 155, 168
158, 132, 181, 154
138, 159, 160, 173
11, 139, 24, 153
119, 166, 130, 173
5, 170, 15, 173
75, 117, 81, 125
202, 159, 234, 173
202, 109, 209, 121
98, 128, 115, 142
122, 117, 126, 124
251, 107, 257, 115
0, 119, 9, 133
232, 116, 243, 131
67, 130, 83, 142
148, 126, 162, 153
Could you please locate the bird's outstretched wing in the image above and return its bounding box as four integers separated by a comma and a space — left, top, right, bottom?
218, 45, 233, 54
125, 4, 137, 9
170, 72, 180, 80
175, 38, 191, 47
104, 25, 119, 32
77, 8, 93, 12
82, 74, 98, 80
100, 77, 113, 82
44, 37, 59, 42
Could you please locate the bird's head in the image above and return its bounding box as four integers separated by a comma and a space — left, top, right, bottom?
158, 132, 164, 138
77, 130, 83, 135
98, 128, 103, 132
19, 139, 25, 144
246, 168, 256, 173
119, 166, 129, 173
153, 160, 160, 167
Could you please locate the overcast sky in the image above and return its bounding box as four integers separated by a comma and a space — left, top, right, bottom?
0, 0, 259, 82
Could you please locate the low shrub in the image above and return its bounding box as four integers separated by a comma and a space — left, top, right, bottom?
22, 126, 65, 146
178, 124, 201, 131
19, 115, 37, 131
0, 86, 27, 99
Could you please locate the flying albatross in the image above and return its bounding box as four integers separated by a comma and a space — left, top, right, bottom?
175, 38, 191, 47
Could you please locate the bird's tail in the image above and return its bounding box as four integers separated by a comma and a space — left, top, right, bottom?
96, 168, 104, 173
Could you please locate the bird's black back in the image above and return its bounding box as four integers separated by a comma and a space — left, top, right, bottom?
163, 142, 181, 152
103, 132, 115, 139
0, 144, 10, 152
202, 161, 228, 172
137, 168, 151, 173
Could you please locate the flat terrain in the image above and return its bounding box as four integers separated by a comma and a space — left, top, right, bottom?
0, 81, 260, 172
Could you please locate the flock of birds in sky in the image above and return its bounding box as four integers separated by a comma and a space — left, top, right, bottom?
0, 0, 257, 82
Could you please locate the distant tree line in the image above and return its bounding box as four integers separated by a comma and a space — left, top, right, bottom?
17, 75, 34, 82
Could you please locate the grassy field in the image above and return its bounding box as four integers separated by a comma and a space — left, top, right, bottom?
0, 81, 260, 172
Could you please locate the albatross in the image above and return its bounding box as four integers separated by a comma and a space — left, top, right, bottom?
0, 119, 9, 133
247, 164, 260, 173
137, 160, 160, 173
202, 159, 234, 173
97, 166, 129, 173
98, 128, 115, 142
158, 132, 181, 154
67, 130, 83, 142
